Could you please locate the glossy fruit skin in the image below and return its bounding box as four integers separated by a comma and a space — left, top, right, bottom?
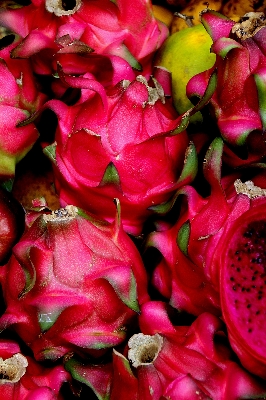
155, 24, 216, 123
0, 205, 149, 361
43, 69, 197, 235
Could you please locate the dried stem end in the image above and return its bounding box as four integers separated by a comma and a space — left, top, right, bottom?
45, 0, 82, 16
43, 205, 78, 222
0, 353, 28, 384
128, 333, 163, 368
232, 12, 266, 40
234, 179, 266, 199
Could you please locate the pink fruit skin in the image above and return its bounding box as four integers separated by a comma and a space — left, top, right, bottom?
0, 338, 70, 399
108, 301, 266, 400
43, 68, 194, 235
0, 40, 46, 179
0, 205, 149, 361
186, 10, 266, 166
0, 0, 168, 77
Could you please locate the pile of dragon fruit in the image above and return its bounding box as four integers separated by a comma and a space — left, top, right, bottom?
1, 0, 266, 398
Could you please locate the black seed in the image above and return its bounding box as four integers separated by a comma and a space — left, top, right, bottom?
247, 304, 251, 308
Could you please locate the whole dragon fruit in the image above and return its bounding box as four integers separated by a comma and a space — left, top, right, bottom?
43, 67, 199, 235
64, 301, 266, 400
0, 203, 149, 361
186, 10, 266, 167
0, 338, 70, 399
0, 36, 46, 180
0, 0, 168, 77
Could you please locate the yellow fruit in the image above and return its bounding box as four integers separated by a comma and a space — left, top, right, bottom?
155, 23, 215, 123
171, 0, 222, 33
152, 4, 174, 28
222, 0, 266, 22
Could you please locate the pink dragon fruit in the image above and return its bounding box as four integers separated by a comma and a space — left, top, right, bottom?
0, 36, 46, 180
0, 338, 70, 399
0, 203, 149, 361
0, 0, 168, 77
216, 194, 266, 378
42, 67, 203, 235
64, 301, 266, 399
147, 137, 266, 316
186, 10, 266, 167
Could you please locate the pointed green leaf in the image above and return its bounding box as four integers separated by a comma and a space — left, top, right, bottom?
43, 142, 57, 165
99, 162, 121, 188
177, 220, 190, 256
212, 37, 242, 59
177, 141, 198, 185
38, 310, 62, 332
17, 250, 37, 299
254, 69, 266, 131
16, 111, 39, 127
103, 267, 140, 313
65, 357, 112, 400
203, 137, 224, 185
170, 112, 191, 135
192, 69, 217, 114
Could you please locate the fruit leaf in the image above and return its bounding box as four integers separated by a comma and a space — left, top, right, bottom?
43, 142, 57, 165
254, 68, 266, 131
65, 357, 112, 400
177, 220, 190, 256
99, 162, 121, 189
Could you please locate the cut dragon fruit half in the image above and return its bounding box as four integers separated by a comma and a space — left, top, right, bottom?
219, 199, 266, 378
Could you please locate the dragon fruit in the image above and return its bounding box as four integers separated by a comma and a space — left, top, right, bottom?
0, 0, 168, 77
0, 338, 70, 399
147, 137, 266, 316
43, 67, 201, 235
0, 203, 149, 361
0, 36, 46, 180
65, 301, 266, 399
186, 10, 266, 167
217, 195, 266, 378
